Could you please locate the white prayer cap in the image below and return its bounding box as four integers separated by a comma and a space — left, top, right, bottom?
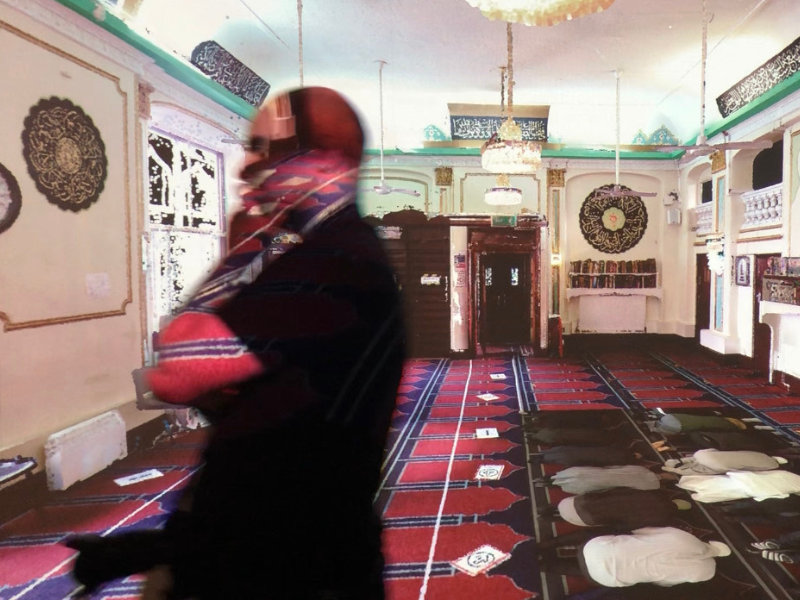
708, 541, 731, 557
773, 456, 789, 464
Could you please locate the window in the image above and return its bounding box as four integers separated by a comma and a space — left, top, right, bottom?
752, 139, 783, 190
700, 179, 713, 204
146, 130, 225, 328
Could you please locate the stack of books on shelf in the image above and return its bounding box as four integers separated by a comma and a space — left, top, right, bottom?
568, 258, 658, 289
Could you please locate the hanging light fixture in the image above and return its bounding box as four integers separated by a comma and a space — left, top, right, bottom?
481, 22, 542, 176
465, 0, 615, 27
483, 67, 522, 206
485, 173, 522, 205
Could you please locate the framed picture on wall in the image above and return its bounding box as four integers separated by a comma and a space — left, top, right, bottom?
735, 256, 751, 286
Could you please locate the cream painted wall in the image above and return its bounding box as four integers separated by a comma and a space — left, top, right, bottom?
0, 0, 247, 469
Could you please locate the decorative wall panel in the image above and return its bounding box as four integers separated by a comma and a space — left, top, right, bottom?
190, 41, 270, 108
716, 36, 800, 118
578, 184, 648, 254
450, 116, 547, 141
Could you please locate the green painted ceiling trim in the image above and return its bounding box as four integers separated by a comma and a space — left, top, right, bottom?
53, 0, 255, 120
703, 68, 800, 141
365, 147, 683, 160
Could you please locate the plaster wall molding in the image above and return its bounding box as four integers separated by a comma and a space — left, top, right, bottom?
2, 0, 153, 75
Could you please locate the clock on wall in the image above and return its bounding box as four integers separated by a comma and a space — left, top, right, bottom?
0, 162, 22, 234
579, 184, 649, 254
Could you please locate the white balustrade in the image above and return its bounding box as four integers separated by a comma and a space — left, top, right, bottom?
740, 183, 782, 230
694, 203, 713, 236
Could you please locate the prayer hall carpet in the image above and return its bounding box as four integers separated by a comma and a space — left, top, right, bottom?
4, 343, 800, 600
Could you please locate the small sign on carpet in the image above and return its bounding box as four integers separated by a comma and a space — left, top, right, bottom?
451, 544, 511, 576
474, 464, 505, 480
489, 373, 506, 380
114, 469, 164, 487
476, 393, 500, 402
475, 428, 499, 439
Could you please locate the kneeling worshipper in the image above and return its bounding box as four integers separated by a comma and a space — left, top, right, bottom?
653, 413, 747, 435
538, 526, 730, 587
530, 445, 643, 467
525, 411, 625, 430
687, 431, 782, 452
533, 465, 676, 494
539, 488, 691, 530
662, 448, 787, 476
677, 469, 800, 503
527, 427, 627, 447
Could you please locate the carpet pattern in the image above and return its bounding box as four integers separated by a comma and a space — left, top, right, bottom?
377, 357, 539, 600
0, 431, 205, 600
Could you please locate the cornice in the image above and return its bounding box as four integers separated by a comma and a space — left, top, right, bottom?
2, 0, 151, 75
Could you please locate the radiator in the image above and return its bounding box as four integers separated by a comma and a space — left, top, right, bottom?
45, 410, 127, 491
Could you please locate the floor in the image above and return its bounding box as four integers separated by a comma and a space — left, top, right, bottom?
2, 338, 800, 599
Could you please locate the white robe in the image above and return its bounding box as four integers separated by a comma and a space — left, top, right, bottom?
582, 527, 730, 587
663, 449, 786, 476
551, 465, 659, 495
677, 470, 800, 503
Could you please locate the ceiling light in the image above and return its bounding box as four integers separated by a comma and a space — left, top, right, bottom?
481, 22, 542, 175
465, 0, 615, 27
484, 174, 522, 206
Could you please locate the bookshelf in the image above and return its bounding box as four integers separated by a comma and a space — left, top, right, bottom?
566, 258, 661, 333
568, 258, 659, 289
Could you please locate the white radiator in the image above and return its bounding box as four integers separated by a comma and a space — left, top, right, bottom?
45, 410, 128, 491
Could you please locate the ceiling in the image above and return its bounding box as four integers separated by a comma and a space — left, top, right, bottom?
127, 0, 799, 150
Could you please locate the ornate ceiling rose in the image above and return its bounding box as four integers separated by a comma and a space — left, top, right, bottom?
465, 0, 615, 27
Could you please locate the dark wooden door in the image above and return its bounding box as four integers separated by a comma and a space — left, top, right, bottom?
481, 253, 531, 344
695, 253, 711, 341
753, 254, 778, 375
405, 226, 451, 357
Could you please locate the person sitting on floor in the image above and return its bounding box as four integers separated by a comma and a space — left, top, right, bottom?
538, 526, 731, 587
539, 488, 692, 530
533, 464, 677, 494
653, 413, 747, 435
530, 445, 644, 467
662, 448, 788, 476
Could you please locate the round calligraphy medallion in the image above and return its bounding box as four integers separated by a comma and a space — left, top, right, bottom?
21, 97, 108, 212
579, 184, 648, 254
0, 162, 22, 234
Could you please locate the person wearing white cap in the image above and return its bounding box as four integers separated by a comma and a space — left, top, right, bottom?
539, 527, 731, 587
662, 448, 788, 476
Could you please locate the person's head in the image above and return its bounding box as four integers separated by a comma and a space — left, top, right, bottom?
242, 86, 364, 178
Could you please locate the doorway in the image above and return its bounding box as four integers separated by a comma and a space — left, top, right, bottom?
695, 253, 711, 341
481, 253, 531, 345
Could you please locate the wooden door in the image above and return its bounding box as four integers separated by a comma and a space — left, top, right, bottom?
481, 253, 531, 344
405, 226, 451, 357
695, 253, 711, 341
753, 254, 778, 375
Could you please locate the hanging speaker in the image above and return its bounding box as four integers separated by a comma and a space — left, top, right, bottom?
666, 207, 682, 226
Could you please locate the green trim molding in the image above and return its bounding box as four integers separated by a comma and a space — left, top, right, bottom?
56, 0, 800, 155
54, 0, 255, 120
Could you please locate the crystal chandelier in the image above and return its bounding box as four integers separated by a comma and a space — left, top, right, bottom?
481, 23, 542, 175
465, 0, 615, 27
485, 173, 522, 205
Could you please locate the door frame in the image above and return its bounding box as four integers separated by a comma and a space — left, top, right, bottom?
469, 229, 540, 354
695, 253, 711, 341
